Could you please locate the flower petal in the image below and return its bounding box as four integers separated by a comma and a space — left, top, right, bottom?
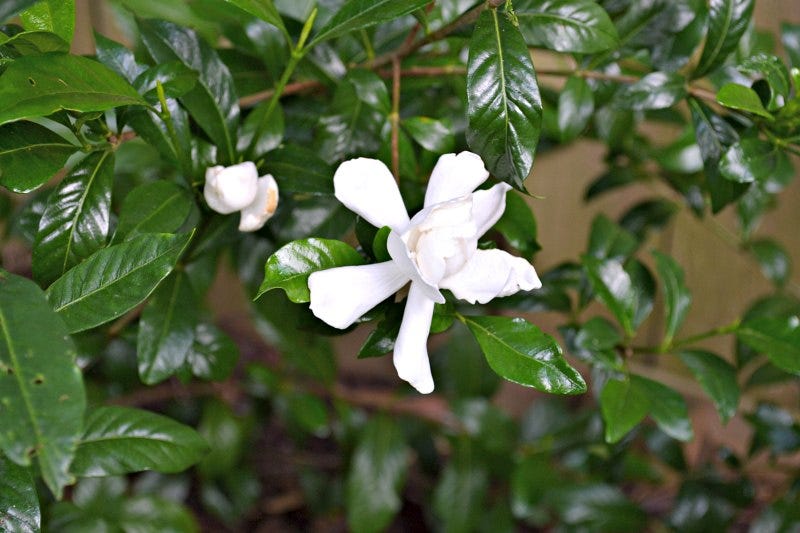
387, 231, 446, 304
308, 261, 409, 329
471, 182, 512, 237
440, 249, 541, 304
394, 282, 435, 394
239, 174, 279, 232
204, 162, 258, 214
424, 151, 490, 206
334, 158, 409, 231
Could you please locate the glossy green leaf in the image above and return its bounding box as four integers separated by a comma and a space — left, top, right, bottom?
133, 61, 198, 101
619, 199, 677, 241
264, 144, 333, 195
566, 316, 623, 370
740, 53, 791, 100
19, 0, 75, 44
720, 138, 786, 183
464, 315, 586, 394
0, 272, 85, 498
197, 400, 248, 479
644, 375, 693, 441
345, 417, 408, 533
358, 303, 402, 359
70, 406, 207, 477
587, 214, 638, 261
223, 0, 286, 36
678, 350, 739, 423
549, 483, 648, 531
310, 0, 430, 46
46, 232, 192, 333
738, 315, 800, 374
583, 256, 654, 337
748, 239, 791, 287
137, 272, 197, 385
139, 19, 240, 163
0, 30, 70, 54
257, 238, 365, 303
558, 75, 594, 142
492, 191, 540, 258
433, 440, 488, 533
716, 83, 772, 118
466, 9, 543, 189
93, 32, 142, 83
781, 22, 800, 67
694, 0, 754, 77
32, 151, 114, 286
0, 53, 146, 127
347, 69, 391, 115
0, 452, 39, 533
613, 72, 687, 110
600, 377, 650, 443
185, 323, 239, 381
0, 120, 77, 193
403, 116, 455, 153
0, 0, 38, 22
653, 251, 691, 346
237, 99, 284, 157
515, 0, 619, 53
112, 181, 194, 243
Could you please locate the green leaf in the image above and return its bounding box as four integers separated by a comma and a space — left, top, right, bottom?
600, 377, 650, 443
46, 232, 192, 333
466, 9, 543, 189
694, 0, 754, 77
613, 72, 687, 110
587, 214, 638, 261
678, 350, 739, 423
112, 181, 194, 243
558, 75, 594, 142
515, 0, 619, 53
738, 315, 800, 374
565, 316, 623, 370
748, 239, 791, 287
139, 19, 240, 164
0, 452, 40, 533
32, 151, 114, 286
492, 191, 540, 258
619, 199, 677, 241
716, 83, 772, 118
345, 417, 409, 533
0, 0, 38, 22
70, 406, 208, 477
186, 323, 239, 381
403, 116, 455, 153
237, 99, 284, 157
644, 375, 693, 441
256, 238, 365, 303
1, 30, 70, 54
583, 256, 654, 337
222, 0, 287, 37
310, 0, 430, 46
133, 61, 198, 101
653, 251, 692, 346
739, 53, 791, 100
720, 138, 787, 183
347, 69, 391, 115
782, 22, 800, 67
0, 271, 85, 498
20, 0, 75, 44
264, 144, 333, 195
0, 120, 77, 193
549, 483, 648, 532
0, 53, 146, 127
464, 315, 586, 394
433, 440, 488, 533
137, 272, 197, 385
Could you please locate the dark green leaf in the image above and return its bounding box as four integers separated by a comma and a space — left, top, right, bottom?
492, 191, 540, 258
600, 377, 650, 443
310, 0, 430, 46
133, 61, 198, 101
549, 483, 648, 532
515, 0, 619, 53
619, 199, 677, 241
0, 452, 39, 533
358, 303, 402, 359
558, 75, 594, 142
186, 323, 239, 381
466, 9, 543, 189
738, 315, 800, 374
653, 251, 691, 346
264, 144, 333, 195
587, 214, 638, 261
345, 417, 409, 533
678, 350, 739, 423
748, 239, 791, 287
716, 83, 772, 118
93, 32, 142, 83
0, 0, 38, 22
433, 440, 488, 533
782, 22, 800, 67
694, 0, 754, 77
585, 166, 638, 200
403, 116, 455, 153
1, 30, 70, 54
223, 0, 286, 37
613, 72, 687, 110
46, 232, 192, 333
0, 271, 85, 498
0, 120, 77, 193
71, 406, 207, 477
720, 138, 787, 183
139, 19, 239, 163
432, 321, 501, 399
740, 53, 791, 100
20, 0, 75, 44
112, 181, 194, 243
347, 69, 391, 115
237, 99, 284, 157
584, 255, 650, 336
197, 401, 248, 479
464, 315, 586, 394
257, 238, 364, 303
137, 272, 197, 385
642, 375, 693, 441
0, 53, 146, 126
32, 151, 114, 286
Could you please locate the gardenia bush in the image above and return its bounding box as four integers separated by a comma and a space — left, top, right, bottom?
0, 0, 799, 531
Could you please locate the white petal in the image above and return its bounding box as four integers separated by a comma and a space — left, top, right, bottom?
440, 249, 541, 304
394, 282, 435, 394
334, 158, 409, 231
387, 231, 446, 304
424, 151, 490, 206
471, 182, 512, 237
308, 262, 409, 329
204, 162, 258, 214
239, 174, 279, 232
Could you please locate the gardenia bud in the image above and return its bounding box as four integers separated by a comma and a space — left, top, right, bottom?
204, 162, 258, 214
239, 175, 279, 232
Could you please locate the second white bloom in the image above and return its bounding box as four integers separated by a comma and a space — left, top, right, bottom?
204, 161, 279, 232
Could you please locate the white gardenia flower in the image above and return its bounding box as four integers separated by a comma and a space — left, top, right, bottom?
204, 162, 279, 232
307, 151, 541, 394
